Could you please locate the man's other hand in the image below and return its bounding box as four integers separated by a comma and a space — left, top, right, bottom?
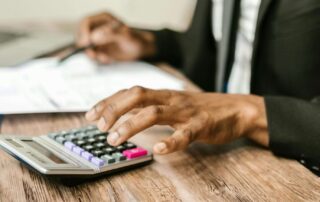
77, 12, 156, 64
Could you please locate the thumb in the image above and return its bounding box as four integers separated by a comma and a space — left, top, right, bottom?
153, 128, 197, 154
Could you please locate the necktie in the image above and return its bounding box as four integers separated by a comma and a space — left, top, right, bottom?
215, 0, 236, 92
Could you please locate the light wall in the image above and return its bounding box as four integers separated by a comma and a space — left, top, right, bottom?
0, 0, 197, 31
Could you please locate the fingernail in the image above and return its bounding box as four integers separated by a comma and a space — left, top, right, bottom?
85, 109, 96, 120
154, 142, 167, 153
108, 132, 120, 145
97, 117, 107, 131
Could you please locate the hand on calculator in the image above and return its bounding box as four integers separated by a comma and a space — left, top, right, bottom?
86, 86, 269, 155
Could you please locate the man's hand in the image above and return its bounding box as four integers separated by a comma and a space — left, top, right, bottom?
85, 87, 269, 154
77, 12, 156, 64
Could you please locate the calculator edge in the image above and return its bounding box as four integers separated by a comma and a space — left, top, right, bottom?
0, 135, 153, 177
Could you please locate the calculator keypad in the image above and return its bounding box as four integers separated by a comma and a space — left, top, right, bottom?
49, 126, 147, 167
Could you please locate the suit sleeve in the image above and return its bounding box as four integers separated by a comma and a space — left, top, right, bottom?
145, 29, 184, 68
265, 96, 320, 176
143, 0, 217, 91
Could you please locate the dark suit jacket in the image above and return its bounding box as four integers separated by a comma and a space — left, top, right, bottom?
146, 0, 320, 175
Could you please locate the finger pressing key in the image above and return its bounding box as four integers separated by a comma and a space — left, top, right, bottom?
106, 105, 182, 146
88, 87, 173, 131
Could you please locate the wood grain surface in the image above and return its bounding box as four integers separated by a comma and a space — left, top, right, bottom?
0, 65, 319, 202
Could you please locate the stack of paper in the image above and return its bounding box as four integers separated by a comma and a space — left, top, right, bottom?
0, 54, 184, 114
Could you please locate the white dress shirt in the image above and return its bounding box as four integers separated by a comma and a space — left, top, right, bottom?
212, 0, 261, 94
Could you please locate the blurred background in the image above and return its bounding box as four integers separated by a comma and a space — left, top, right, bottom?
0, 0, 197, 31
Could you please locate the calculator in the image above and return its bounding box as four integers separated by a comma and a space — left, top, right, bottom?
0, 125, 153, 185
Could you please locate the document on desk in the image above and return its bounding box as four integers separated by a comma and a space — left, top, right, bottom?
0, 54, 184, 114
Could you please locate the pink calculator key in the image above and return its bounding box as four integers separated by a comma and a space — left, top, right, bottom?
122, 147, 148, 159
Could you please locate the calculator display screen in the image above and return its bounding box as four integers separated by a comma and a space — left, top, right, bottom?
22, 140, 66, 164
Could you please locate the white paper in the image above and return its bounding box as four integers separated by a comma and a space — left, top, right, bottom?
0, 54, 184, 114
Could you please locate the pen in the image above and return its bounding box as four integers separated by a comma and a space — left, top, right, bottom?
59, 44, 94, 64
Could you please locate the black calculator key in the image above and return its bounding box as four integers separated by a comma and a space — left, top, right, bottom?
71, 138, 79, 143
54, 135, 63, 139
86, 138, 97, 144
83, 145, 95, 151
55, 136, 66, 144
92, 150, 104, 157
94, 142, 106, 149
65, 134, 78, 142
75, 140, 86, 147
60, 131, 69, 137
84, 125, 97, 131
86, 129, 105, 137
124, 142, 136, 149
76, 127, 87, 133
116, 145, 126, 152
96, 135, 107, 142
112, 152, 127, 161
101, 155, 116, 164
48, 133, 58, 139
103, 147, 116, 155
75, 132, 87, 139
70, 129, 79, 134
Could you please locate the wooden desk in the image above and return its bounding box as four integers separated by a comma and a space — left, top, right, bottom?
0, 34, 319, 201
